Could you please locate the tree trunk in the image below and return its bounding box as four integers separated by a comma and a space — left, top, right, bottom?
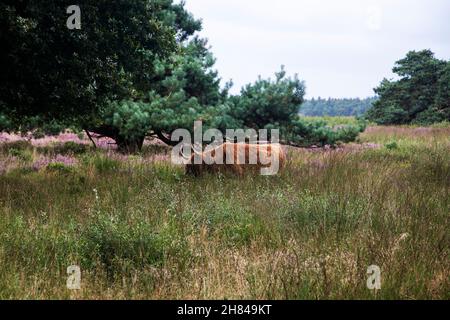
115, 136, 145, 154
87, 125, 145, 154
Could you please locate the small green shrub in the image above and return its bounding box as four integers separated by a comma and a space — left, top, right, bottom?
287, 119, 366, 147
94, 156, 120, 173
81, 154, 120, 173
385, 141, 399, 150
79, 213, 166, 274
7, 148, 33, 162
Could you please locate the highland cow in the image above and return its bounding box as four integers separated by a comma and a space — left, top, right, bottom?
185, 142, 285, 176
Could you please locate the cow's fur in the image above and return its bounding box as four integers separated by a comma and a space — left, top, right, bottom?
185, 142, 286, 176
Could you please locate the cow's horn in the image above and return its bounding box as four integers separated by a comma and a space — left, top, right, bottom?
191, 144, 203, 155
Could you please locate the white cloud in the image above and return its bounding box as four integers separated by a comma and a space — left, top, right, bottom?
184, 0, 450, 98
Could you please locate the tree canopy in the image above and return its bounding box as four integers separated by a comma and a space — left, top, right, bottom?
366, 50, 449, 125
0, 1, 365, 153
206, 68, 366, 147
229, 67, 305, 130
0, 1, 188, 128
0, 1, 203, 148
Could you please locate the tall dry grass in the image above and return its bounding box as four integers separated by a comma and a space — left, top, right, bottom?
0, 126, 448, 299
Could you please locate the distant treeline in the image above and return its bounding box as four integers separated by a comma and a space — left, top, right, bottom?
299, 97, 377, 117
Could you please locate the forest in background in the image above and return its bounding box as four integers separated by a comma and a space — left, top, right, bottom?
300, 97, 377, 117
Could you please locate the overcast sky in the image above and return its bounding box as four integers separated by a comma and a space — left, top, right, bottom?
183, 0, 450, 98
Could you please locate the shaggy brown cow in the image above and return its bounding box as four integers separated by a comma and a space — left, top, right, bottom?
185, 142, 285, 176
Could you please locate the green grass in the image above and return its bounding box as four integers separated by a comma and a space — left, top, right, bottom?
0, 126, 449, 299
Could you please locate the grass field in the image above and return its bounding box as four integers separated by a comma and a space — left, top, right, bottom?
0, 124, 449, 299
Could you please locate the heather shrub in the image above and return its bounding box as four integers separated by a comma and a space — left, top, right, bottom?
31, 155, 77, 172
8, 148, 33, 162
38, 141, 89, 156
385, 141, 399, 150
56, 141, 88, 154
0, 140, 33, 155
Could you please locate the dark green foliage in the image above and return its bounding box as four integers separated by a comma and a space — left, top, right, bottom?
300, 97, 377, 117
385, 141, 399, 150
334, 123, 367, 143
366, 50, 449, 125
286, 118, 367, 147
0, 112, 11, 132
0, 0, 197, 145
100, 35, 227, 150
229, 66, 305, 130
435, 63, 450, 121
